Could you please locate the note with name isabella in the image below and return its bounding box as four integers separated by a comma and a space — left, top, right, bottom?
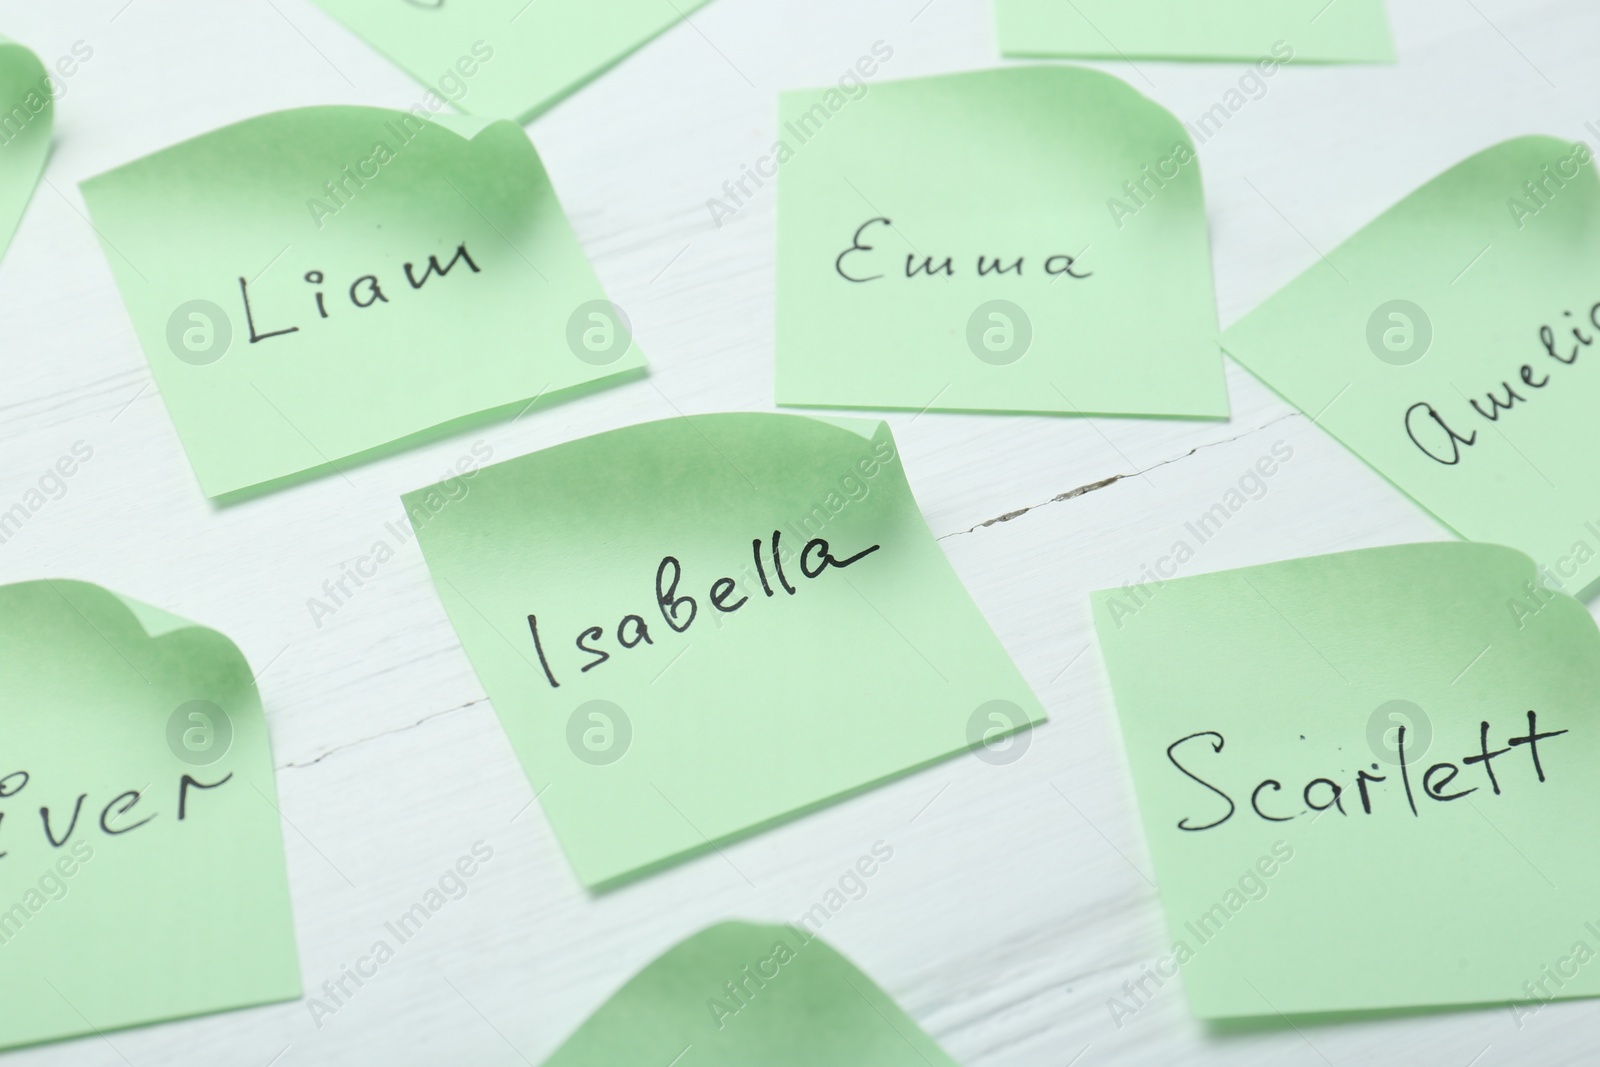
405, 413, 1043, 888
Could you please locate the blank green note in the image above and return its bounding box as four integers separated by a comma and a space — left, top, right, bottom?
0, 37, 52, 265
541, 922, 959, 1066
995, 0, 1394, 64
308, 0, 713, 123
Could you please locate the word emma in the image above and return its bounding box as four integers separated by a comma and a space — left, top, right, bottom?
0, 769, 234, 856
833, 218, 1091, 283
1166, 710, 1566, 830
237, 243, 481, 343
525, 529, 882, 688
1405, 302, 1600, 465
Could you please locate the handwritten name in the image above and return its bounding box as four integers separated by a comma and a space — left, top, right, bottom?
1166, 710, 1566, 831
0, 769, 234, 856
833, 218, 1091, 284
237, 242, 481, 344
1405, 303, 1600, 465
525, 528, 881, 688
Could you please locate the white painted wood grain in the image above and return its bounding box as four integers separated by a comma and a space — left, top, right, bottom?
0, 0, 1592, 1063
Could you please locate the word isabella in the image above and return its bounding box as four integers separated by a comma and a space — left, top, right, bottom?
524, 529, 882, 688
1166, 710, 1566, 831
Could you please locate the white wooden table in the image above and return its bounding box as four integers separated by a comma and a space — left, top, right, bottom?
0, 0, 1593, 1063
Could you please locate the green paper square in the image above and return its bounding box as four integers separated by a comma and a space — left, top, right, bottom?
404, 413, 1043, 888
775, 67, 1227, 419
1094, 544, 1600, 1017
81, 106, 642, 499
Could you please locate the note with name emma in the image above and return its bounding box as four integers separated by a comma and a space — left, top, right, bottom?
995, 0, 1394, 64
405, 413, 1043, 888
308, 0, 712, 123
541, 922, 959, 1066
1224, 137, 1600, 598
81, 106, 642, 499
1093, 543, 1600, 1018
0, 580, 298, 1051
775, 66, 1227, 420
0, 37, 53, 265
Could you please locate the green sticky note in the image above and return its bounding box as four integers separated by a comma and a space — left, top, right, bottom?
1224, 136, 1600, 598
80, 106, 642, 499
0, 580, 299, 1050
775, 67, 1227, 420
542, 922, 959, 1066
405, 413, 1043, 889
0, 37, 51, 264
307, 0, 712, 123
1093, 543, 1600, 1018
995, 0, 1394, 63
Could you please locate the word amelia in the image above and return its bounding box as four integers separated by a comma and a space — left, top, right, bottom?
1405, 302, 1600, 466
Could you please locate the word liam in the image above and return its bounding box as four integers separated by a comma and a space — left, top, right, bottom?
237, 243, 482, 344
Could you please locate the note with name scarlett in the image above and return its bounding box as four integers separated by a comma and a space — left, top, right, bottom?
405, 413, 1043, 888
308, 0, 712, 123
775, 66, 1227, 420
995, 0, 1394, 63
541, 922, 959, 1066
81, 106, 642, 499
1093, 543, 1600, 1018
0, 580, 298, 1051
1224, 137, 1600, 598
0, 37, 53, 264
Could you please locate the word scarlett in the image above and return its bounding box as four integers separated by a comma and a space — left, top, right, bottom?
833, 218, 1091, 283
1405, 302, 1600, 465
525, 529, 881, 687
236, 243, 481, 343
0, 769, 233, 856
1166, 710, 1566, 830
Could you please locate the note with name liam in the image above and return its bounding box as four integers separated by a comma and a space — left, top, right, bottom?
405, 413, 1043, 888
81, 106, 642, 499
0, 580, 298, 1051
995, 0, 1394, 63
776, 66, 1227, 420
1224, 137, 1600, 598
308, 0, 712, 123
0, 37, 52, 265
1093, 543, 1600, 1018
541, 922, 959, 1066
